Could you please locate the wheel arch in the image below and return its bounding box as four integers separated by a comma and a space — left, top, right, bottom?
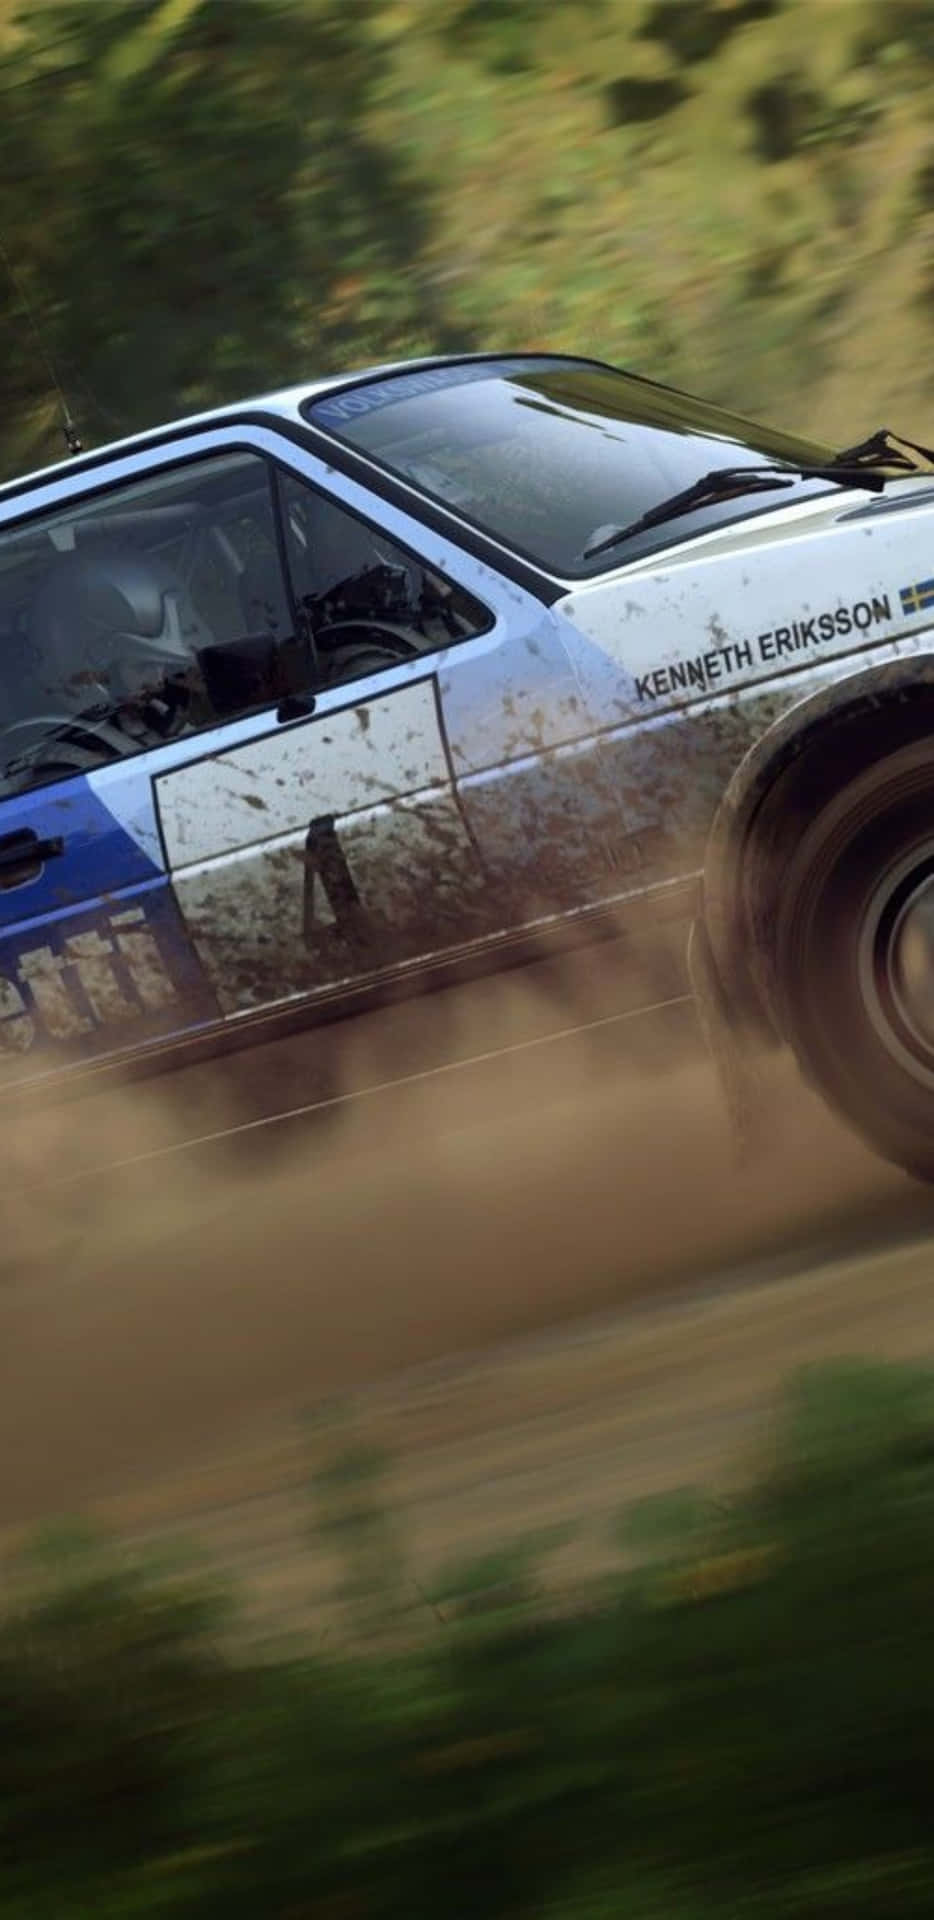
701, 653, 934, 1034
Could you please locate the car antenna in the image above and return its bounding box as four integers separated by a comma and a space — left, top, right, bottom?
0, 231, 83, 455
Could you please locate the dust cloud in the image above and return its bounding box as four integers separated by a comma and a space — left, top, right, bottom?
0, 938, 924, 1528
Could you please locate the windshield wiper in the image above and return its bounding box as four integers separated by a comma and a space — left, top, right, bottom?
579, 423, 934, 565
580, 458, 900, 562
581, 468, 797, 560
830, 425, 934, 473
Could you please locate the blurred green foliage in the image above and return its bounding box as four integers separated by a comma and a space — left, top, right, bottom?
0, 0, 457, 472
4, 1361, 934, 1913
1, 0, 934, 480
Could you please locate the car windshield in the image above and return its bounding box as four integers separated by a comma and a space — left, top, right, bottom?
305, 356, 835, 579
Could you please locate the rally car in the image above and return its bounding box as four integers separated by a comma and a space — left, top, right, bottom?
1, 350, 934, 1176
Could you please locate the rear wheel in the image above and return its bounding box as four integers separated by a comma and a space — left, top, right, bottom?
771, 740, 934, 1177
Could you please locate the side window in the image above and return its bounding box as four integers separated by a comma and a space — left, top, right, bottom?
276, 467, 491, 690
0, 451, 301, 795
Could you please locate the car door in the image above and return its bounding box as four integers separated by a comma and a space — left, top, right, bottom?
0, 429, 557, 1085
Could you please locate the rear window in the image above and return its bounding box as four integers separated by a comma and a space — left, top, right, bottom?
305, 356, 834, 578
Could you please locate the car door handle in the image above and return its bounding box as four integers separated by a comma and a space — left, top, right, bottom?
0, 830, 65, 878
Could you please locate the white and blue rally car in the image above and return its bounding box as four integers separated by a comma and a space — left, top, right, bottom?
2, 351, 934, 1175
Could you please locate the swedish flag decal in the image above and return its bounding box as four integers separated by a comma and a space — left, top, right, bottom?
900, 577, 934, 616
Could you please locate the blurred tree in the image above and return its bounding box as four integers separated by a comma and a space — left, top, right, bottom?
0, 0, 459, 476
442, 0, 561, 74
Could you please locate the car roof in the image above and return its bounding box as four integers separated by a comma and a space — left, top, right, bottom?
0, 352, 565, 507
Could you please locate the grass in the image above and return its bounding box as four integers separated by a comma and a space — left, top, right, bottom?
4, 0, 934, 470
375, 0, 934, 444
5, 1359, 934, 1913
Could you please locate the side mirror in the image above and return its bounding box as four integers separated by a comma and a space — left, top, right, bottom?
277, 690, 316, 723
198, 635, 279, 717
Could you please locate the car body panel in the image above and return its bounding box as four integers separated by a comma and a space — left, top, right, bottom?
1, 353, 932, 1098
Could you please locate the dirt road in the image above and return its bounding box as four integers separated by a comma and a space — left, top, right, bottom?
2, 949, 932, 1631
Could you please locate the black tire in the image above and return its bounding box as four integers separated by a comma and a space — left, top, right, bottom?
772, 739, 934, 1178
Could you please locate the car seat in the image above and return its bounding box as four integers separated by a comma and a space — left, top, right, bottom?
24, 540, 215, 715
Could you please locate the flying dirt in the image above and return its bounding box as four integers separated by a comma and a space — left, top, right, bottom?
1, 942, 932, 1629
